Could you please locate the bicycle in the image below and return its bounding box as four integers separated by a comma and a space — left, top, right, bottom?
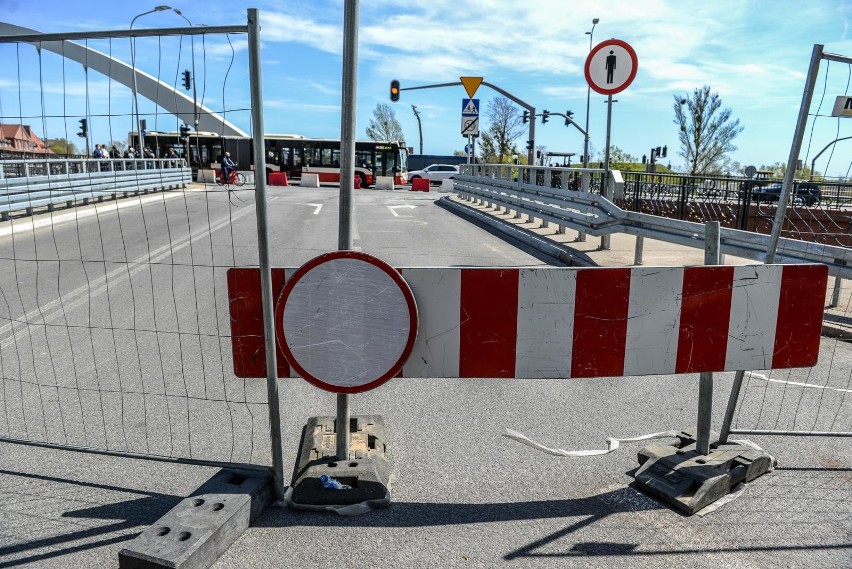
216, 168, 247, 187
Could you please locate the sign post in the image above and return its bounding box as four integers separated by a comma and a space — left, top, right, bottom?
462, 97, 480, 164
279, 251, 418, 508
585, 38, 638, 250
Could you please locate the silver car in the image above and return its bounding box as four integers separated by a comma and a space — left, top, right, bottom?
407, 164, 460, 184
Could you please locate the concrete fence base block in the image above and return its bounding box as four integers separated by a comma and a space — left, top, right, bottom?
441, 178, 454, 192
300, 173, 320, 188
118, 468, 274, 569
375, 176, 395, 191
634, 430, 775, 515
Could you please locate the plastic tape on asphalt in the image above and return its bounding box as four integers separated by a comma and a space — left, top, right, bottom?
503, 428, 681, 457
745, 371, 852, 394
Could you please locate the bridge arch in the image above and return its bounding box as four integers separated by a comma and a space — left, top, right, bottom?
0, 22, 248, 137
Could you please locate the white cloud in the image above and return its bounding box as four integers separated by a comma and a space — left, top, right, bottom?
265, 99, 340, 113
260, 13, 342, 54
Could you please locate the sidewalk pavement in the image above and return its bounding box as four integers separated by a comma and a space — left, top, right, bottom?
454, 196, 852, 341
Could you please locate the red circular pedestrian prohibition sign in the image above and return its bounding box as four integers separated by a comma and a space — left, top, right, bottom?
585, 38, 638, 96
275, 251, 418, 394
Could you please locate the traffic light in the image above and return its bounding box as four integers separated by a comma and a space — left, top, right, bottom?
77, 118, 87, 138
179, 124, 191, 140
390, 79, 400, 102
566, 110, 574, 119
542, 110, 549, 124
182, 70, 191, 91
526, 139, 534, 151
642, 154, 647, 164
662, 145, 668, 158
522, 110, 529, 124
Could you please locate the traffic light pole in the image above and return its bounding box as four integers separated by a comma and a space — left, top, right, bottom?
399, 81, 535, 165
77, 118, 90, 157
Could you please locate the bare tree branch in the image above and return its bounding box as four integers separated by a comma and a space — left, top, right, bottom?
674, 85, 743, 175
366, 103, 405, 142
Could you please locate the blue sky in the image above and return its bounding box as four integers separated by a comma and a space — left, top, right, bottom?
3, 0, 852, 176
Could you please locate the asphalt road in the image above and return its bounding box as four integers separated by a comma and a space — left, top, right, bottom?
0, 184, 850, 568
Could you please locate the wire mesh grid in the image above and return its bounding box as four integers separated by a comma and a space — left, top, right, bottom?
730, 48, 852, 436
0, 24, 271, 466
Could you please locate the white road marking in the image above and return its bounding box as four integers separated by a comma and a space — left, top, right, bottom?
387, 204, 417, 217
0, 200, 259, 347
306, 203, 323, 215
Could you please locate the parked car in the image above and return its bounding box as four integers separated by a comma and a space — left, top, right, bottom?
407, 164, 460, 184
751, 181, 821, 206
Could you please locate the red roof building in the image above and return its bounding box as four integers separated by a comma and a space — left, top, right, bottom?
0, 123, 55, 156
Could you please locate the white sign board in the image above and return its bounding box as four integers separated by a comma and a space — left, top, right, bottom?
832, 96, 852, 117
461, 116, 480, 136
585, 39, 638, 95
277, 251, 418, 393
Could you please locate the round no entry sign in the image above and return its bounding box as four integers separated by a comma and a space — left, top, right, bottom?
275, 251, 418, 394
585, 38, 638, 96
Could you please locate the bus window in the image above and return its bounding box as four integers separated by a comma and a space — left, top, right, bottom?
375, 150, 391, 177
356, 149, 372, 169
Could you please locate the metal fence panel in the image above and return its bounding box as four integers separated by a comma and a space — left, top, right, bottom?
0, 23, 271, 467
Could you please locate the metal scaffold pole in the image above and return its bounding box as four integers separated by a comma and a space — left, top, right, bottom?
247, 7, 285, 500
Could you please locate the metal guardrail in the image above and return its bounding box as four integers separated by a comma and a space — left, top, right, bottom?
0, 158, 191, 219
453, 170, 852, 280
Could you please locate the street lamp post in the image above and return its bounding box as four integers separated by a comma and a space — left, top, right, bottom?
172, 8, 197, 167
130, 6, 170, 158
583, 18, 599, 178
411, 104, 423, 155
580, 17, 598, 243
130, 6, 195, 159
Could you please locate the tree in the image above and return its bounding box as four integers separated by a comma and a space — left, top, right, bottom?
44, 138, 77, 156
759, 161, 819, 180
607, 145, 638, 169
366, 103, 404, 142
673, 85, 743, 176
479, 96, 524, 164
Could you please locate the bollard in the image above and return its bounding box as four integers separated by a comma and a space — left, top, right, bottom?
830, 277, 842, 308
633, 235, 644, 265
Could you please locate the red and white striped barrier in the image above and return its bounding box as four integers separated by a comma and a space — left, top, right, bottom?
227, 264, 827, 379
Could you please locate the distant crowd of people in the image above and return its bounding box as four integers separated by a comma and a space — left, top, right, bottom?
91, 143, 178, 160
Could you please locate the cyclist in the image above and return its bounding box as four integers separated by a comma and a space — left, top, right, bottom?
220, 151, 236, 183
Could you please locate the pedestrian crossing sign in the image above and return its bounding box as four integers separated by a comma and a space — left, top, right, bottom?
462, 98, 480, 116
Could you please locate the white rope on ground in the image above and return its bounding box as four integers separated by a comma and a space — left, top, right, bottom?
503, 428, 682, 457
745, 371, 852, 394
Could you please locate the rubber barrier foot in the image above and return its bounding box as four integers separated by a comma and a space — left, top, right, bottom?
288, 415, 390, 509
634, 430, 775, 515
